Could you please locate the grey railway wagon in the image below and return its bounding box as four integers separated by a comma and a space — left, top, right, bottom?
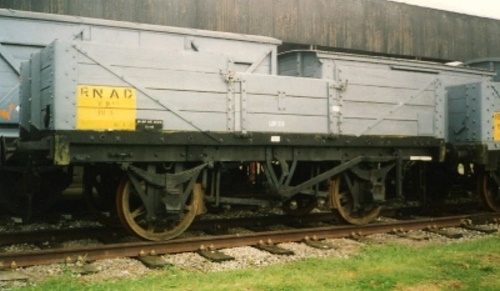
10, 7, 500, 241
278, 51, 494, 140
23, 41, 494, 154
0, 9, 279, 138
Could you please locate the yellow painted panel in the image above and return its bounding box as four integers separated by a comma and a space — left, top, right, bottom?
495, 112, 500, 141
77, 85, 136, 130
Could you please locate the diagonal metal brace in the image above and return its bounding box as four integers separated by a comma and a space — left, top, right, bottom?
163, 163, 207, 211
356, 79, 438, 136
0, 43, 20, 76
278, 156, 395, 199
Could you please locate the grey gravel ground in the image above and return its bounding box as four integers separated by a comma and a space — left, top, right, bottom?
0, 218, 498, 290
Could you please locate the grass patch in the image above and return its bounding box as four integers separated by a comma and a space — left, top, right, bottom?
17, 235, 500, 291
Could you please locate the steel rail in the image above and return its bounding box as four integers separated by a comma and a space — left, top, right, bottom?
0, 202, 476, 246
0, 213, 498, 268
0, 202, 472, 246
0, 227, 125, 246
0, 212, 340, 246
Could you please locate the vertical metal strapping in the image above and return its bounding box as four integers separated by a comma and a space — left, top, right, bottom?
239, 77, 247, 135
225, 60, 235, 132
327, 82, 336, 135
326, 62, 343, 136
226, 79, 235, 132
29, 52, 41, 130
271, 47, 278, 75
434, 79, 445, 139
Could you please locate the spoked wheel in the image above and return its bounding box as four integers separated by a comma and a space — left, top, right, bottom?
329, 174, 381, 225
116, 176, 203, 241
477, 168, 500, 212
282, 194, 317, 216
83, 167, 122, 226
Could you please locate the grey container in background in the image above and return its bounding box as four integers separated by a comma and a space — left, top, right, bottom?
466, 59, 500, 82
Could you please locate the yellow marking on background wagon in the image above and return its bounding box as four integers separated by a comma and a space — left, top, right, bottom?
495, 112, 500, 141
77, 85, 136, 130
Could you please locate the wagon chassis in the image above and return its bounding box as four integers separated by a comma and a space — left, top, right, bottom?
34, 131, 442, 162
6, 131, 444, 239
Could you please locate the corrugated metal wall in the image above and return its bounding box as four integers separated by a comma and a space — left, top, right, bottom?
1, 0, 499, 61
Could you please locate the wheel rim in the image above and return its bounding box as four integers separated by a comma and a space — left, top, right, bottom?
116, 177, 202, 241
329, 175, 381, 225
282, 194, 317, 216
478, 171, 500, 212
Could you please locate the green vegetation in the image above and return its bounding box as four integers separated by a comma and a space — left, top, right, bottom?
17, 235, 500, 291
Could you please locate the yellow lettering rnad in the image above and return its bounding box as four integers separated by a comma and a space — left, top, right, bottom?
77, 85, 136, 130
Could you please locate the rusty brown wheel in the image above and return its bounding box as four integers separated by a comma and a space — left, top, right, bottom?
329, 174, 381, 225
282, 194, 317, 216
116, 177, 203, 241
477, 168, 500, 212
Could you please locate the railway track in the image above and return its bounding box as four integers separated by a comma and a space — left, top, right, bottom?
0, 212, 339, 246
0, 212, 497, 268
0, 204, 472, 248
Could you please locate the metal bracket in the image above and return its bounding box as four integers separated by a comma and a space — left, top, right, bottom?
327, 81, 342, 135
223, 70, 248, 134
263, 150, 298, 192
127, 163, 207, 213
333, 80, 348, 91
240, 78, 247, 134
349, 162, 395, 202
277, 91, 286, 111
